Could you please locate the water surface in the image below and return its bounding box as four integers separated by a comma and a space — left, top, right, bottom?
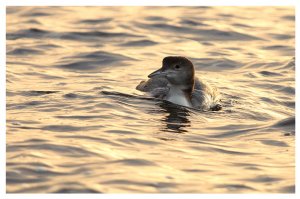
6, 6, 295, 193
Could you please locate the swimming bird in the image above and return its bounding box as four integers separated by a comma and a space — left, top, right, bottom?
136, 56, 221, 110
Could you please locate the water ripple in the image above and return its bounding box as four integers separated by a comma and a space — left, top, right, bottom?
55, 51, 135, 71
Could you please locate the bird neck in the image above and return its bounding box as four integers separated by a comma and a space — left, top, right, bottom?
182, 78, 195, 98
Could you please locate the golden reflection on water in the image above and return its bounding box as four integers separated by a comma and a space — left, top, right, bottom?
6, 6, 294, 193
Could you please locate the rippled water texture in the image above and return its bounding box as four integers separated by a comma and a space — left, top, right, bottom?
6, 6, 295, 193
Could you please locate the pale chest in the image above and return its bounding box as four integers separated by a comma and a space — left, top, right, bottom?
165, 87, 192, 107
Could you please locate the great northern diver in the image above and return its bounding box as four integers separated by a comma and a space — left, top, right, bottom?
136, 56, 221, 110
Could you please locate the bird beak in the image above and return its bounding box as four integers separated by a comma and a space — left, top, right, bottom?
148, 68, 167, 78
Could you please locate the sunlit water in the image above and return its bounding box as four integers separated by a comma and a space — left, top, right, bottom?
6, 6, 295, 193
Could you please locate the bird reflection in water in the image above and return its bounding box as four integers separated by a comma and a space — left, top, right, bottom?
157, 101, 192, 133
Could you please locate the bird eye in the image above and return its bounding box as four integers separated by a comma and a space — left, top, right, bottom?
174, 65, 180, 69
